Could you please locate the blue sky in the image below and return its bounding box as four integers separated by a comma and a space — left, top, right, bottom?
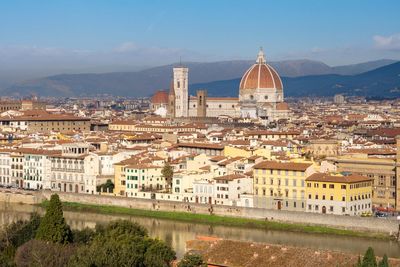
0, 0, 399, 71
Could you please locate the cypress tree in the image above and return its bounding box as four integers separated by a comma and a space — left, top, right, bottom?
36, 194, 72, 244
378, 254, 389, 267
362, 247, 377, 267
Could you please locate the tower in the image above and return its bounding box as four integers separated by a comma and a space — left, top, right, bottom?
168, 79, 175, 118
196, 90, 207, 117
173, 66, 189, 117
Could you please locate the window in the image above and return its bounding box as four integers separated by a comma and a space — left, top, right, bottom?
341, 185, 346, 189
308, 194, 311, 199
323, 184, 327, 188
379, 175, 385, 186
329, 184, 334, 189
264, 95, 268, 100
329, 206, 334, 212
342, 196, 345, 201
330, 196, 333, 201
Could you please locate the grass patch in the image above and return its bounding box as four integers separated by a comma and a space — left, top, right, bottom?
39, 200, 389, 240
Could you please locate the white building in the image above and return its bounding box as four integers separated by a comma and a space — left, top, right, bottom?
193, 174, 253, 206
0, 151, 11, 187
50, 143, 91, 194
23, 150, 54, 190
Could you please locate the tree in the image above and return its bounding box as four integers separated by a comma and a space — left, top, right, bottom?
36, 194, 72, 244
378, 254, 389, 267
15, 239, 76, 267
144, 239, 176, 267
72, 227, 97, 244
0, 212, 41, 266
162, 162, 174, 192
96, 179, 115, 193
69, 220, 175, 267
178, 253, 207, 267
362, 247, 377, 267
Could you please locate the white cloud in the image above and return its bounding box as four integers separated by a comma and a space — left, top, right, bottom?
373, 33, 400, 51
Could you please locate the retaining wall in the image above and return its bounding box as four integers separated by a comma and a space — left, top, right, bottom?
38, 190, 399, 234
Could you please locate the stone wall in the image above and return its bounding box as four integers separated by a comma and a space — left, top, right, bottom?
0, 189, 43, 205
39, 190, 399, 234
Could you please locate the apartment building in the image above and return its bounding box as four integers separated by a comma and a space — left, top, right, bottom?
305, 173, 373, 216
253, 161, 315, 211
49, 143, 98, 194
0, 151, 11, 186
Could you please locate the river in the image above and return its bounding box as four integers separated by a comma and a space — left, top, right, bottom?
1, 202, 399, 258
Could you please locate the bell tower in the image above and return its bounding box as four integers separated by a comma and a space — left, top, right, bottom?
173, 66, 189, 117
196, 90, 207, 117
168, 79, 175, 118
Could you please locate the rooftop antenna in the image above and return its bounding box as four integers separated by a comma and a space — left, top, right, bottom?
179, 56, 182, 67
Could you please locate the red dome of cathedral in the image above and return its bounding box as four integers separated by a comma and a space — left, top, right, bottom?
239, 49, 283, 91
151, 90, 169, 104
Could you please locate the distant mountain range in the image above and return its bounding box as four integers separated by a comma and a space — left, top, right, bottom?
191, 61, 400, 97
1, 59, 398, 98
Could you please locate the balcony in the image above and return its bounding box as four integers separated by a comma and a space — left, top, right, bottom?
51, 167, 84, 173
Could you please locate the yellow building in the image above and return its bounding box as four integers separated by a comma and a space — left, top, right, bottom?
125, 164, 165, 197
305, 173, 373, 216
114, 162, 126, 196
253, 161, 315, 211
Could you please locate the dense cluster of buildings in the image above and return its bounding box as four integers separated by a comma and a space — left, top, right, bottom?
1, 49, 400, 217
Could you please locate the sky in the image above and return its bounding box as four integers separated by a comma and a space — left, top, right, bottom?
0, 0, 399, 77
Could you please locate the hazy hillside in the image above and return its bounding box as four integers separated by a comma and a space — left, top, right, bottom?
2, 59, 398, 97
191, 61, 400, 97
331, 59, 397, 75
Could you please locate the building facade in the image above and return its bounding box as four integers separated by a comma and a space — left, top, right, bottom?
305, 173, 373, 216
252, 161, 315, 211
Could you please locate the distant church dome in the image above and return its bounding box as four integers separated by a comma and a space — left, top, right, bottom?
151, 90, 169, 104
239, 48, 283, 92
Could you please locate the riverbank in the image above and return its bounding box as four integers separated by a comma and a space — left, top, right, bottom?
40, 200, 390, 240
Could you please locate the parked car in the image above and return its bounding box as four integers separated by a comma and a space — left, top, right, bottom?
361, 212, 372, 217
375, 211, 388, 218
